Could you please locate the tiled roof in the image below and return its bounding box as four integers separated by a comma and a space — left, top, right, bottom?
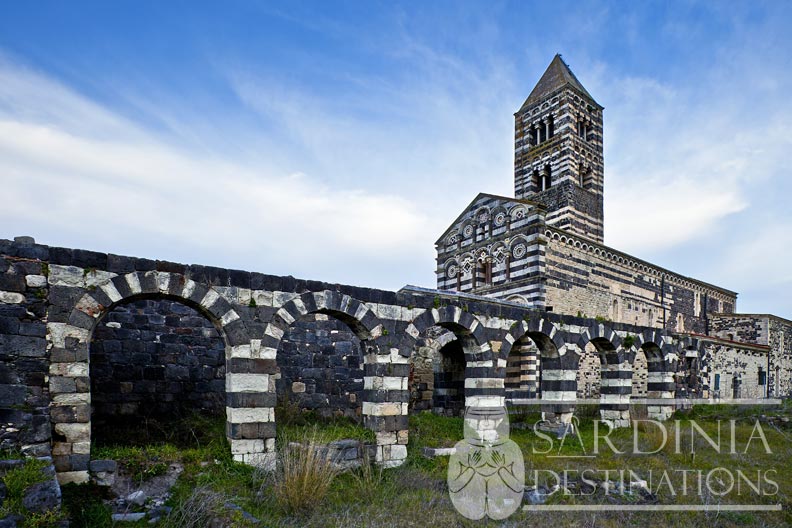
518, 54, 600, 112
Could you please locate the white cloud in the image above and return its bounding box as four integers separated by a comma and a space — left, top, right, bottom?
591, 68, 792, 254
0, 57, 432, 287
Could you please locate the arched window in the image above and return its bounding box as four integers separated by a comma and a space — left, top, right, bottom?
548, 115, 555, 139
541, 164, 552, 191
677, 313, 685, 332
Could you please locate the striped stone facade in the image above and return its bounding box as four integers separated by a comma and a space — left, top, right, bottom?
543, 227, 738, 334
513, 55, 605, 244
435, 193, 547, 307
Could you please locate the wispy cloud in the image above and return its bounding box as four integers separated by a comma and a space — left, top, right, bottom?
1, 2, 791, 317
0, 56, 432, 288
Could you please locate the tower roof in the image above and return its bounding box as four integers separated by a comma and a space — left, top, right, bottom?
518, 54, 601, 112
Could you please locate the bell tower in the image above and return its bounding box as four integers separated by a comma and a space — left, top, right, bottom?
513, 54, 605, 243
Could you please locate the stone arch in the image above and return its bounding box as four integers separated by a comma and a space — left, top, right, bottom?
502, 318, 576, 424
577, 324, 630, 428
474, 206, 491, 224
407, 306, 498, 409
506, 295, 529, 305
264, 290, 381, 345
491, 205, 509, 228
263, 290, 411, 467
576, 323, 623, 352
48, 271, 264, 484
408, 327, 462, 415
641, 339, 678, 420
510, 205, 527, 220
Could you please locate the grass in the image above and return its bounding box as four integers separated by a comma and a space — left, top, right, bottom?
272, 431, 340, 514
56, 402, 792, 527
61, 483, 115, 528
0, 457, 64, 528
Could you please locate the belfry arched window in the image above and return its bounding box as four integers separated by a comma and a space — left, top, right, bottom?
540, 164, 552, 191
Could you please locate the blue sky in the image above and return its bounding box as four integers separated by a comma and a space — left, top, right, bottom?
0, 1, 791, 316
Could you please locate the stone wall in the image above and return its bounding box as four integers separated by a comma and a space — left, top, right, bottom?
90, 299, 226, 438
276, 314, 363, 421
711, 314, 792, 398
706, 342, 768, 400
576, 344, 601, 398
544, 228, 737, 334
0, 252, 50, 458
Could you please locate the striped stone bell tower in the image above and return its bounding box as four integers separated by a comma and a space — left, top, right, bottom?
513, 54, 605, 243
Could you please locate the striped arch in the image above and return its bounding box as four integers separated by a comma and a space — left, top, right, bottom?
502, 317, 575, 414
577, 323, 629, 427
577, 323, 623, 355
501, 317, 566, 361
406, 305, 488, 360
261, 290, 382, 354
49, 271, 265, 484
406, 305, 498, 408
260, 291, 417, 467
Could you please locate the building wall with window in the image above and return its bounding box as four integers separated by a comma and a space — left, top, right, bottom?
435, 193, 548, 307
543, 227, 736, 332
711, 314, 792, 397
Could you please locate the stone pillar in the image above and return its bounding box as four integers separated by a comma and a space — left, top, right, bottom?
599, 352, 632, 429
539, 352, 577, 425
47, 322, 92, 485
226, 342, 277, 469
464, 349, 505, 410
363, 346, 409, 468
505, 340, 539, 405
646, 347, 677, 421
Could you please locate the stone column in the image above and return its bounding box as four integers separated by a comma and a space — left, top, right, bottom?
464, 347, 505, 410
47, 322, 92, 485
226, 342, 277, 469
599, 352, 632, 428
539, 351, 577, 425
646, 345, 677, 421
363, 346, 409, 468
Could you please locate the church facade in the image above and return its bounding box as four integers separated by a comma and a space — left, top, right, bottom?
435, 55, 792, 400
